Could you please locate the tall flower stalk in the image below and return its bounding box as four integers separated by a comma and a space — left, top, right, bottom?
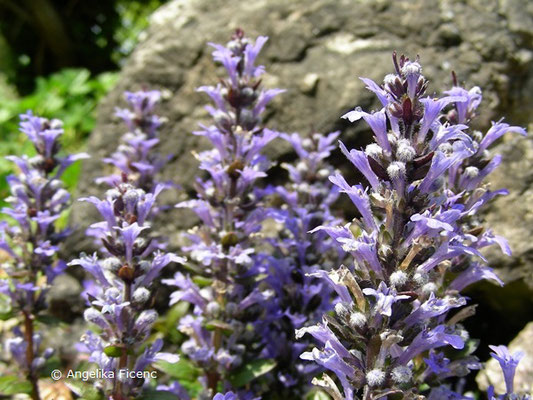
70, 90, 182, 399
297, 54, 526, 399
259, 130, 343, 396
163, 30, 282, 399
0, 112, 88, 400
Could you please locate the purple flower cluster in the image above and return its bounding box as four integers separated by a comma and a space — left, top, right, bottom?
297, 54, 526, 399
0, 112, 88, 399
70, 91, 182, 398
163, 30, 282, 398
1, 33, 529, 400
96, 90, 172, 197
258, 130, 344, 394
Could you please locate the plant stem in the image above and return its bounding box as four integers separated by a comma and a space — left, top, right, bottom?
113, 281, 132, 399
23, 310, 40, 400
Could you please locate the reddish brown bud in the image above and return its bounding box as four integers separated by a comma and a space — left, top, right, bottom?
118, 264, 135, 282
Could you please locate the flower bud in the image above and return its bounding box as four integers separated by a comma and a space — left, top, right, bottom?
464, 166, 479, 178
334, 302, 350, 320
387, 161, 406, 180
383, 73, 397, 88
302, 138, 313, 151
135, 310, 158, 334
102, 257, 122, 273
365, 143, 383, 159
84, 308, 108, 330
390, 271, 408, 287
391, 365, 412, 383
214, 110, 232, 131
138, 260, 151, 274
350, 312, 367, 328
397, 140, 416, 162
132, 287, 151, 305
366, 368, 385, 387
206, 301, 221, 317
422, 282, 438, 294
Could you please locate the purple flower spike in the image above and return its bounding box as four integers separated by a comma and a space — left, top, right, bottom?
299, 53, 525, 398
72, 85, 182, 398
1, 112, 87, 399
165, 29, 287, 398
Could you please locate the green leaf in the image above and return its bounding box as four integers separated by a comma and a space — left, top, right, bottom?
155, 359, 200, 381
155, 359, 201, 396
0, 375, 33, 395
65, 379, 104, 400
204, 319, 233, 333
192, 275, 212, 287
306, 389, 331, 400
35, 314, 63, 326
138, 390, 181, 400
103, 345, 124, 358
228, 359, 277, 388
419, 383, 430, 392
0, 293, 12, 314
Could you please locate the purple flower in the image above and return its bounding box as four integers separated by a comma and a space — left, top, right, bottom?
363, 282, 410, 317
398, 325, 464, 365
424, 351, 451, 375
478, 121, 527, 154
489, 345, 524, 394
156, 382, 191, 400
342, 108, 391, 154
339, 141, 380, 190
402, 293, 466, 328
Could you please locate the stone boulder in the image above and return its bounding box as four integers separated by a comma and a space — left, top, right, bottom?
67, 0, 533, 341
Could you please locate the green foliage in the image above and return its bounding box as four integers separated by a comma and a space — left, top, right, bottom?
228, 359, 277, 388
0, 68, 117, 209
155, 359, 202, 396
306, 390, 332, 400
66, 379, 105, 400
138, 390, 182, 400
113, 0, 166, 64
153, 302, 189, 344
0, 293, 13, 320
0, 376, 32, 395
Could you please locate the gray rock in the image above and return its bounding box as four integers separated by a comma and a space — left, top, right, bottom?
476, 321, 533, 395
69, 0, 532, 288
484, 131, 533, 289
45, 274, 84, 321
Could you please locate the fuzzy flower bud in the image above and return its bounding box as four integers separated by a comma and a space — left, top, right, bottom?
366, 369, 386, 387
390, 271, 408, 287
391, 365, 412, 383
396, 139, 416, 162
464, 166, 479, 178
365, 143, 383, 160
132, 287, 151, 305
350, 312, 367, 328
334, 302, 350, 320
387, 161, 406, 180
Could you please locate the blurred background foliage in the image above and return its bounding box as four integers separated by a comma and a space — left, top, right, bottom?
0, 0, 168, 207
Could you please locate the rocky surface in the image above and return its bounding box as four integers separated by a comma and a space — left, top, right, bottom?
69, 0, 532, 249
477, 321, 533, 394
65, 0, 533, 344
